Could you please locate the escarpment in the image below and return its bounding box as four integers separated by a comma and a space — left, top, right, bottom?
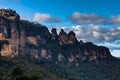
0, 9, 117, 65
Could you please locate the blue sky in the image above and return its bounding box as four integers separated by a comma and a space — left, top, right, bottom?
0, 0, 120, 57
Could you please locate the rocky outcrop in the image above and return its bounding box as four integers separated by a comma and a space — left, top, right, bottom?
0, 9, 20, 57
0, 8, 20, 21
18, 20, 51, 57
49, 28, 115, 64
59, 29, 68, 45
68, 31, 78, 44
51, 28, 58, 41
0, 9, 117, 65
58, 29, 78, 45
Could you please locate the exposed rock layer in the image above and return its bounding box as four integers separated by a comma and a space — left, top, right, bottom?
0, 9, 117, 65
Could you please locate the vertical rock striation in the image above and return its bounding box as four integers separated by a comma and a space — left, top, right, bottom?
0, 9, 117, 65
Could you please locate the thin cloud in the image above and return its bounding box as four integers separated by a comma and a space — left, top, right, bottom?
32, 12, 61, 23
110, 15, 120, 24
69, 12, 107, 24
69, 12, 120, 24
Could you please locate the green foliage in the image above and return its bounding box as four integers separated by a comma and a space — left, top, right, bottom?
11, 66, 24, 76
47, 42, 62, 53
20, 20, 49, 38
7, 66, 42, 80
0, 56, 120, 80
0, 57, 67, 80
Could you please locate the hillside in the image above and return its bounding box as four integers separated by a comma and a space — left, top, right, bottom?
0, 8, 120, 80
0, 56, 120, 80
0, 9, 118, 65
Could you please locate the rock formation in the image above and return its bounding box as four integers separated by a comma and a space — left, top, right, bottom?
0, 9, 117, 65
68, 31, 78, 44
59, 29, 68, 45
0, 9, 20, 57
58, 29, 78, 45
51, 28, 58, 41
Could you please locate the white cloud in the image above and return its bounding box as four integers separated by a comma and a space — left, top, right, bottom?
32, 12, 61, 23
69, 12, 120, 24
69, 12, 107, 24
58, 24, 120, 43
93, 31, 101, 37
33, 13, 51, 22
111, 50, 120, 57
111, 15, 120, 24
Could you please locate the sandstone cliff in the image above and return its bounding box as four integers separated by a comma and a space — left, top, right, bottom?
0, 9, 20, 57
0, 9, 117, 65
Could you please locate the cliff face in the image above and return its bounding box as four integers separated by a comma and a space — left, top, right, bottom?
0, 9, 117, 65
19, 20, 51, 58
0, 9, 20, 57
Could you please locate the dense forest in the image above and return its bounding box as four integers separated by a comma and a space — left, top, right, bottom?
0, 56, 120, 80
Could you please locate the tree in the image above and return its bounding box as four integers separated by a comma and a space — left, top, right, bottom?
10, 66, 24, 80
6, 66, 42, 80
